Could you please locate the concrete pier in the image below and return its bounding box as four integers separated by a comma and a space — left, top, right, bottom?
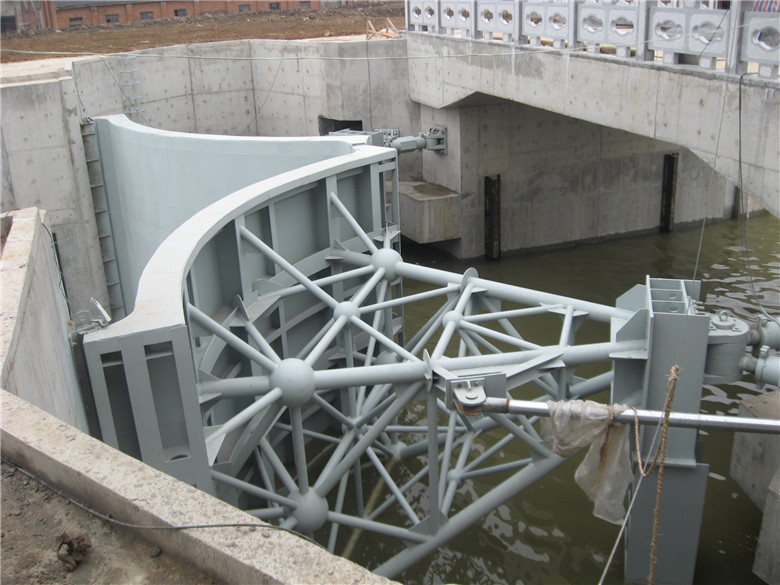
731, 391, 780, 585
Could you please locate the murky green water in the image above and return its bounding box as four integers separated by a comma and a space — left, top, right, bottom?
382, 214, 778, 585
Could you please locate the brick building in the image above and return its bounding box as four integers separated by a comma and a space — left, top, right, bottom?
1, 1, 57, 33
2, 0, 323, 33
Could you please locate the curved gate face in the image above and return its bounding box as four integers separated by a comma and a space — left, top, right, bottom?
84, 117, 714, 580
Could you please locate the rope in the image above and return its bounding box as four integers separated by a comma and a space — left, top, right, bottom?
646, 365, 680, 585
596, 392, 672, 585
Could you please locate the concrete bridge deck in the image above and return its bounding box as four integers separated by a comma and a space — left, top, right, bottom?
406, 32, 779, 217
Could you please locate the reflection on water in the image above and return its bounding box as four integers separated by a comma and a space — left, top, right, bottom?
390, 214, 778, 585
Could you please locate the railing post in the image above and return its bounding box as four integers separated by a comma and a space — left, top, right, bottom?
726, 0, 748, 75
636, 0, 656, 62
514, 0, 527, 44
567, 0, 580, 51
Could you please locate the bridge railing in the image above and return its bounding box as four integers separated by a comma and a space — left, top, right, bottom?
406, 0, 780, 78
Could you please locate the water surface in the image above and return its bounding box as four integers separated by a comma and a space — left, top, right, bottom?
384, 214, 779, 585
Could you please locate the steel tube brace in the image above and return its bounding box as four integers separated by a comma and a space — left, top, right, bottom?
458, 396, 780, 434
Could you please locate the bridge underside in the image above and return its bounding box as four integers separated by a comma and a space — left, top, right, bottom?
409, 91, 741, 259
405, 33, 779, 223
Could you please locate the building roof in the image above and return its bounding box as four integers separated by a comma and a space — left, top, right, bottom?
55, 1, 154, 8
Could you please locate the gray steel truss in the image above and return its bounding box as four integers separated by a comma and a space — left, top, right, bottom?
83, 117, 779, 582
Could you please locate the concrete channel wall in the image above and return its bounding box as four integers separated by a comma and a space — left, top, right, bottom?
0, 74, 110, 317
1, 38, 421, 319
0, 208, 87, 431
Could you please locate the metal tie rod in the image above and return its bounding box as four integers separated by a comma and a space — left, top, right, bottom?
478, 398, 780, 434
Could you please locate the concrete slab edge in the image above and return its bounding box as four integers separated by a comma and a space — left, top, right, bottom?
0, 208, 44, 387
0, 390, 397, 585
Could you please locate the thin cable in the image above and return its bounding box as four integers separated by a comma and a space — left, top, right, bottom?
596, 399, 675, 585
692, 217, 707, 281
737, 72, 780, 327
101, 56, 154, 127
238, 39, 289, 136
689, 7, 732, 284
597, 471, 645, 585
0, 457, 325, 550
69, 63, 90, 119
365, 40, 374, 131
695, 9, 729, 62
40, 220, 71, 319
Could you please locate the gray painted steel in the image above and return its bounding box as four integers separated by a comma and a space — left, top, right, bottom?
84, 116, 773, 583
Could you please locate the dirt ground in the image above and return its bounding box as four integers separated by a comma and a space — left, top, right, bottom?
0, 3, 406, 64
1, 460, 220, 584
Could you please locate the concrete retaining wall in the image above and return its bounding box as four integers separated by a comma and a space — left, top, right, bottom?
0, 76, 109, 316
70, 38, 421, 151
1, 38, 421, 318
730, 391, 780, 585
0, 208, 87, 431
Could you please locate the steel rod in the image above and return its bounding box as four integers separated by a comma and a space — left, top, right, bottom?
374, 454, 566, 577
313, 360, 428, 390
266, 265, 374, 300
259, 437, 298, 494
289, 406, 310, 493
360, 283, 460, 313
479, 398, 780, 434
440, 339, 647, 371
305, 314, 349, 366
326, 511, 428, 544
389, 260, 633, 323
350, 266, 385, 306
187, 304, 277, 371
315, 383, 420, 496
239, 225, 337, 309
210, 470, 297, 508
198, 376, 272, 397
327, 191, 379, 253
205, 387, 283, 446
366, 447, 420, 525
349, 315, 419, 362
463, 304, 564, 323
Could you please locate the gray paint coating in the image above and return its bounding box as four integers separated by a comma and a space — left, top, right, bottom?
82, 118, 771, 582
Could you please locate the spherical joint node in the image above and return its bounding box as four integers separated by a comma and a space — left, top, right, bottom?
442, 310, 462, 325
334, 301, 361, 320
271, 358, 315, 407
371, 248, 402, 281
290, 490, 329, 533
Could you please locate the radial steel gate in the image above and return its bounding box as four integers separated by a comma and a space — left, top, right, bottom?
84, 117, 779, 583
